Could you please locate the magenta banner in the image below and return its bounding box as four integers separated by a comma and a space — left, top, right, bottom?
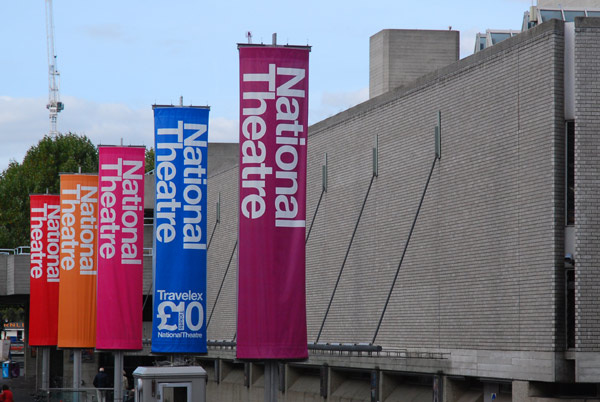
96, 146, 145, 350
237, 45, 310, 359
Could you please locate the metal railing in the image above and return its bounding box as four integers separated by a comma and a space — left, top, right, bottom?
0, 246, 30, 255
33, 388, 117, 402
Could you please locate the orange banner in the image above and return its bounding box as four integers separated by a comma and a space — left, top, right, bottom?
57, 174, 98, 348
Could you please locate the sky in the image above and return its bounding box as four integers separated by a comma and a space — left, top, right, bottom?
0, 0, 529, 171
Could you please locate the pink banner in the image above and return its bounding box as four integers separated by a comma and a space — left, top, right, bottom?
29, 195, 61, 346
237, 45, 310, 359
96, 146, 145, 350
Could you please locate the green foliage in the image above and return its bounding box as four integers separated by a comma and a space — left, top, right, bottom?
0, 306, 24, 323
145, 147, 155, 173
0, 133, 98, 248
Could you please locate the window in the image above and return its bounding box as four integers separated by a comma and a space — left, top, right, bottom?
564, 10, 585, 22
490, 33, 511, 44
540, 9, 564, 22
587, 11, 600, 17
159, 382, 191, 402
566, 268, 575, 349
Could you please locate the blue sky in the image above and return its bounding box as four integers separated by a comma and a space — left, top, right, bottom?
0, 0, 529, 171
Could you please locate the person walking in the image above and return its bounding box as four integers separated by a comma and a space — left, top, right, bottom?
0, 385, 14, 402
93, 367, 109, 402
122, 370, 130, 402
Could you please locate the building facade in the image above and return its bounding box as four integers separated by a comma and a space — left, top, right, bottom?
2, 17, 600, 402
201, 17, 600, 401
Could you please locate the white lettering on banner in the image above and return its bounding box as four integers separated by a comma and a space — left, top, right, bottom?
155, 290, 205, 332
155, 121, 207, 250
99, 156, 144, 265
30, 203, 60, 282
60, 184, 98, 275
240, 62, 306, 227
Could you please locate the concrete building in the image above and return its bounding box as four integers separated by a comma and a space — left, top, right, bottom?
200, 17, 600, 401
3, 14, 600, 402
369, 29, 459, 98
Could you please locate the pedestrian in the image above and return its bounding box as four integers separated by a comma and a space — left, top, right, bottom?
122, 370, 129, 401
93, 367, 109, 402
0, 385, 14, 402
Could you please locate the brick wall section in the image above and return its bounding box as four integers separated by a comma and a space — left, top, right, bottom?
206, 164, 239, 341
206, 20, 565, 353
574, 17, 600, 352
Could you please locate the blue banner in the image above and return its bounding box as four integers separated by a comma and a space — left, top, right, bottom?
152, 106, 209, 353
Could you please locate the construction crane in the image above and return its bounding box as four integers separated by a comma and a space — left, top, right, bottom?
45, 0, 64, 135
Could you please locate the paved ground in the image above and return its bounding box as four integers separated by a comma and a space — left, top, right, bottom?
0, 374, 38, 402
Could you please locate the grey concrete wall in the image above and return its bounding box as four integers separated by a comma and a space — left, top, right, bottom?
573, 17, 600, 380
205, 20, 567, 382
369, 29, 459, 99
8, 255, 30, 295
6, 255, 31, 295
0, 255, 7, 296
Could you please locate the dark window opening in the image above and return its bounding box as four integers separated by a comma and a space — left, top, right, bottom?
566, 268, 575, 349
142, 295, 153, 322
564, 10, 585, 21
540, 9, 564, 22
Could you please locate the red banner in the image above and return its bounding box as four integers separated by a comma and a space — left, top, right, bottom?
96, 146, 145, 350
29, 194, 61, 346
57, 174, 98, 348
237, 45, 310, 359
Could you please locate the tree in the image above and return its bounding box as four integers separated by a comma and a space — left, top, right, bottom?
145, 147, 155, 173
0, 306, 24, 323
0, 133, 98, 248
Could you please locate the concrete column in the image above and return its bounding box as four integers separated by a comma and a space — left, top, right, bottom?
443, 376, 470, 402
512, 381, 532, 402
328, 367, 344, 397
114, 351, 124, 402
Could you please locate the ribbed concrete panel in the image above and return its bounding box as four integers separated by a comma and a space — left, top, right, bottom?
0, 255, 7, 296
10, 255, 30, 295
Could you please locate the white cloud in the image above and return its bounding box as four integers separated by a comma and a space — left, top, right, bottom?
209, 116, 238, 143
59, 97, 154, 148
0, 96, 239, 172
82, 23, 132, 42
310, 87, 369, 123
0, 96, 49, 170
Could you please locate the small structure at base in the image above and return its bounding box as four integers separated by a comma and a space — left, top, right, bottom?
133, 366, 206, 402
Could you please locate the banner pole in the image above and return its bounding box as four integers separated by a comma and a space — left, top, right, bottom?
264, 360, 278, 402
41, 346, 50, 389
114, 351, 124, 402
73, 349, 81, 402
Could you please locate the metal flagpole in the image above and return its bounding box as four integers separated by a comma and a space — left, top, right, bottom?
264, 360, 278, 402
114, 351, 124, 402
41, 347, 50, 389
73, 349, 81, 402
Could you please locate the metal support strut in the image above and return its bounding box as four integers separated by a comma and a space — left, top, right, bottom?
372, 156, 438, 344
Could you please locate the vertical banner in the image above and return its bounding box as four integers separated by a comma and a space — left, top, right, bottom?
29, 194, 60, 346
96, 146, 145, 350
57, 174, 98, 348
152, 106, 209, 353
237, 45, 310, 359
